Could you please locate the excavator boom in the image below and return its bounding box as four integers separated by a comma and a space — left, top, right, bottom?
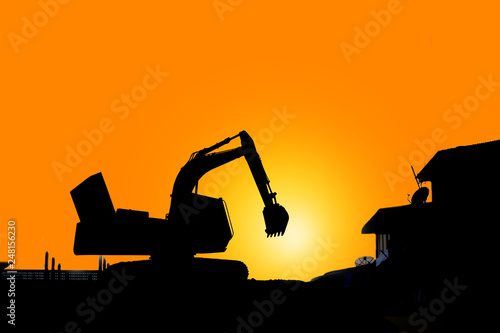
169, 131, 289, 239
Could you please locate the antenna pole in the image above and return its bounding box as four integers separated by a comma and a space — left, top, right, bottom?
411, 166, 421, 188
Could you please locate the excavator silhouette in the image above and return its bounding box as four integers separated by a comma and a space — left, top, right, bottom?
71, 131, 289, 266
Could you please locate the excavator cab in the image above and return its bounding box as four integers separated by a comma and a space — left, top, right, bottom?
176, 193, 234, 253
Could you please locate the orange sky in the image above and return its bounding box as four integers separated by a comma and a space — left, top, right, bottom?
2, 1, 500, 281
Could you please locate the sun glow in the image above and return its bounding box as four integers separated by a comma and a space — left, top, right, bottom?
273, 210, 315, 258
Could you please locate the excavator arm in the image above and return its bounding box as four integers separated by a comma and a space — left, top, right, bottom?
169, 131, 289, 237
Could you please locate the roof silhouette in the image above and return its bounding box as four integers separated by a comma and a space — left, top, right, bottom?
418, 139, 500, 181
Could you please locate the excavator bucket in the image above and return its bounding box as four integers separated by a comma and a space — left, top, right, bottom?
263, 204, 289, 237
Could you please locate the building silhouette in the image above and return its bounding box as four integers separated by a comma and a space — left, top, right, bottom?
360, 139, 499, 329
